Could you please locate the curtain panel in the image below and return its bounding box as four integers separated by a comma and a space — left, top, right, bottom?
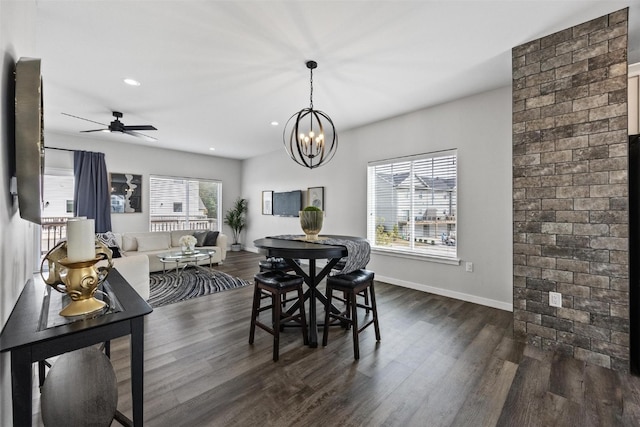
73, 150, 112, 233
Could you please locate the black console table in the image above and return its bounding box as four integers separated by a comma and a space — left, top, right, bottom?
0, 269, 152, 426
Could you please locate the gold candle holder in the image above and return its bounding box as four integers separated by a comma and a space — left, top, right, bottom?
40, 239, 114, 317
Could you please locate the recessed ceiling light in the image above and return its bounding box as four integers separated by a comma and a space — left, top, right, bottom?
209, 147, 216, 151
271, 121, 279, 126
123, 78, 141, 86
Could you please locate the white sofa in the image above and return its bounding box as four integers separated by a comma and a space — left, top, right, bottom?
114, 230, 227, 273
111, 254, 150, 300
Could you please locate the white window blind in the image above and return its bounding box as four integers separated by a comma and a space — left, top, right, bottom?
149, 175, 221, 232
367, 150, 457, 259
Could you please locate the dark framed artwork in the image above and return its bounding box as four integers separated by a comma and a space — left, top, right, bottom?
307, 186, 324, 210
110, 173, 142, 213
262, 191, 273, 215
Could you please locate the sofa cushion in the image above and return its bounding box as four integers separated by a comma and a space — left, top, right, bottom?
122, 234, 138, 252
171, 229, 202, 247
204, 231, 219, 246
194, 231, 208, 247
136, 234, 171, 252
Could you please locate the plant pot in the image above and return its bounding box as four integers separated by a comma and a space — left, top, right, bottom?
231, 243, 242, 251
299, 210, 324, 240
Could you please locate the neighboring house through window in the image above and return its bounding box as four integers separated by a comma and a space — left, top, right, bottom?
150, 175, 221, 231
367, 149, 458, 261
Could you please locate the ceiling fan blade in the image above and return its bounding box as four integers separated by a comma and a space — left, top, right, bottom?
62, 112, 107, 127
124, 130, 158, 141
80, 129, 108, 133
123, 125, 157, 131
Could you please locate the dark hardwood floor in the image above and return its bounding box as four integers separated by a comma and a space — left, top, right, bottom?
32, 251, 640, 426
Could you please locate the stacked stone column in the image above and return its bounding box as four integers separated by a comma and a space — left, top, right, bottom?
512, 9, 629, 371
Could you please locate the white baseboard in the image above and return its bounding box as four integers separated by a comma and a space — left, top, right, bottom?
244, 246, 512, 312
375, 274, 513, 312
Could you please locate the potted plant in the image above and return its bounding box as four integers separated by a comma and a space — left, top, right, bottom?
299, 205, 324, 240
224, 198, 247, 251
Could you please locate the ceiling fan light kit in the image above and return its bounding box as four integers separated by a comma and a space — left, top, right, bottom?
283, 60, 338, 170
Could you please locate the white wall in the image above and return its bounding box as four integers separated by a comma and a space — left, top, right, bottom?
243, 86, 513, 310
0, 1, 39, 424
44, 132, 243, 236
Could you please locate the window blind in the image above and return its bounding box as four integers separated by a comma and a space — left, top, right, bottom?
367, 150, 457, 259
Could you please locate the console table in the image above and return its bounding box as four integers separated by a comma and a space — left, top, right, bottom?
0, 269, 152, 426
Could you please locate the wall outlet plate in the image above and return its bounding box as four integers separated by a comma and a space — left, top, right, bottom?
465, 262, 473, 272
549, 291, 562, 308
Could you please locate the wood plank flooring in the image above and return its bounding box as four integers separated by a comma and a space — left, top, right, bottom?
31, 251, 640, 426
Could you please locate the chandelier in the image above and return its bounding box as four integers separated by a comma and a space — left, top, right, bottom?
284, 60, 338, 169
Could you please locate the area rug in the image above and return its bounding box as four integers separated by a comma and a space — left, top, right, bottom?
148, 267, 250, 308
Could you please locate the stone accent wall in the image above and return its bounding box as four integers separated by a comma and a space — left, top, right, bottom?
512, 9, 629, 371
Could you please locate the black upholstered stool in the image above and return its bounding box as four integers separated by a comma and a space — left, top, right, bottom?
249, 271, 308, 361
322, 269, 380, 360
332, 261, 370, 314
259, 257, 293, 273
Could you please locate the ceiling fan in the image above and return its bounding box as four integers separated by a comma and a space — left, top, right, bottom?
62, 111, 158, 140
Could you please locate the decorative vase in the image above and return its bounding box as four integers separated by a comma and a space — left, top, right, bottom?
182, 243, 195, 253
299, 210, 324, 240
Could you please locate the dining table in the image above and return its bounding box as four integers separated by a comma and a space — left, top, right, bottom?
253, 235, 369, 347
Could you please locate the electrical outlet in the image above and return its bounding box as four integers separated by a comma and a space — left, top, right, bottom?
549, 291, 562, 308
465, 262, 473, 272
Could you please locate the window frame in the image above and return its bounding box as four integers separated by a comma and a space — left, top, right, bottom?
367, 149, 459, 264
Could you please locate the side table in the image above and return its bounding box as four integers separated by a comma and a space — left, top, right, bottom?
0, 269, 152, 426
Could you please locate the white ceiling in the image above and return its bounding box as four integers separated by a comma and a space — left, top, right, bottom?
34, 0, 640, 160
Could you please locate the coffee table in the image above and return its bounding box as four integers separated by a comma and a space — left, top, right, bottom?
157, 249, 216, 276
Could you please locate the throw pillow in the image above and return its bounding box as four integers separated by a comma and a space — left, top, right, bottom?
193, 231, 208, 247
203, 231, 219, 246
96, 231, 119, 248
109, 246, 122, 258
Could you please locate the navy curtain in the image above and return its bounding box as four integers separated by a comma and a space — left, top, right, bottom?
73, 150, 112, 233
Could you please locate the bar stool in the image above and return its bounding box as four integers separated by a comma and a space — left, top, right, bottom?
259, 257, 294, 273
322, 269, 380, 360
249, 270, 308, 361
332, 260, 370, 314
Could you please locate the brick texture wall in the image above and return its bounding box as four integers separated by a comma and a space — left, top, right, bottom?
512, 9, 629, 371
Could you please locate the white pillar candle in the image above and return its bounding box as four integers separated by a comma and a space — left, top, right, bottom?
66, 218, 95, 262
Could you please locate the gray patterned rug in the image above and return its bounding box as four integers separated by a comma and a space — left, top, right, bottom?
148, 267, 250, 308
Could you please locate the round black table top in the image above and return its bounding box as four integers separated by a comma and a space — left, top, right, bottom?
254, 235, 365, 260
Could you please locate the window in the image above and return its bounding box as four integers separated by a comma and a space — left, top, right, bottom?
150, 175, 221, 232
43, 173, 75, 219
367, 150, 457, 260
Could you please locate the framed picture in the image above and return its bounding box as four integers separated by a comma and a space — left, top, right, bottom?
307, 186, 324, 210
110, 173, 142, 213
262, 191, 273, 215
